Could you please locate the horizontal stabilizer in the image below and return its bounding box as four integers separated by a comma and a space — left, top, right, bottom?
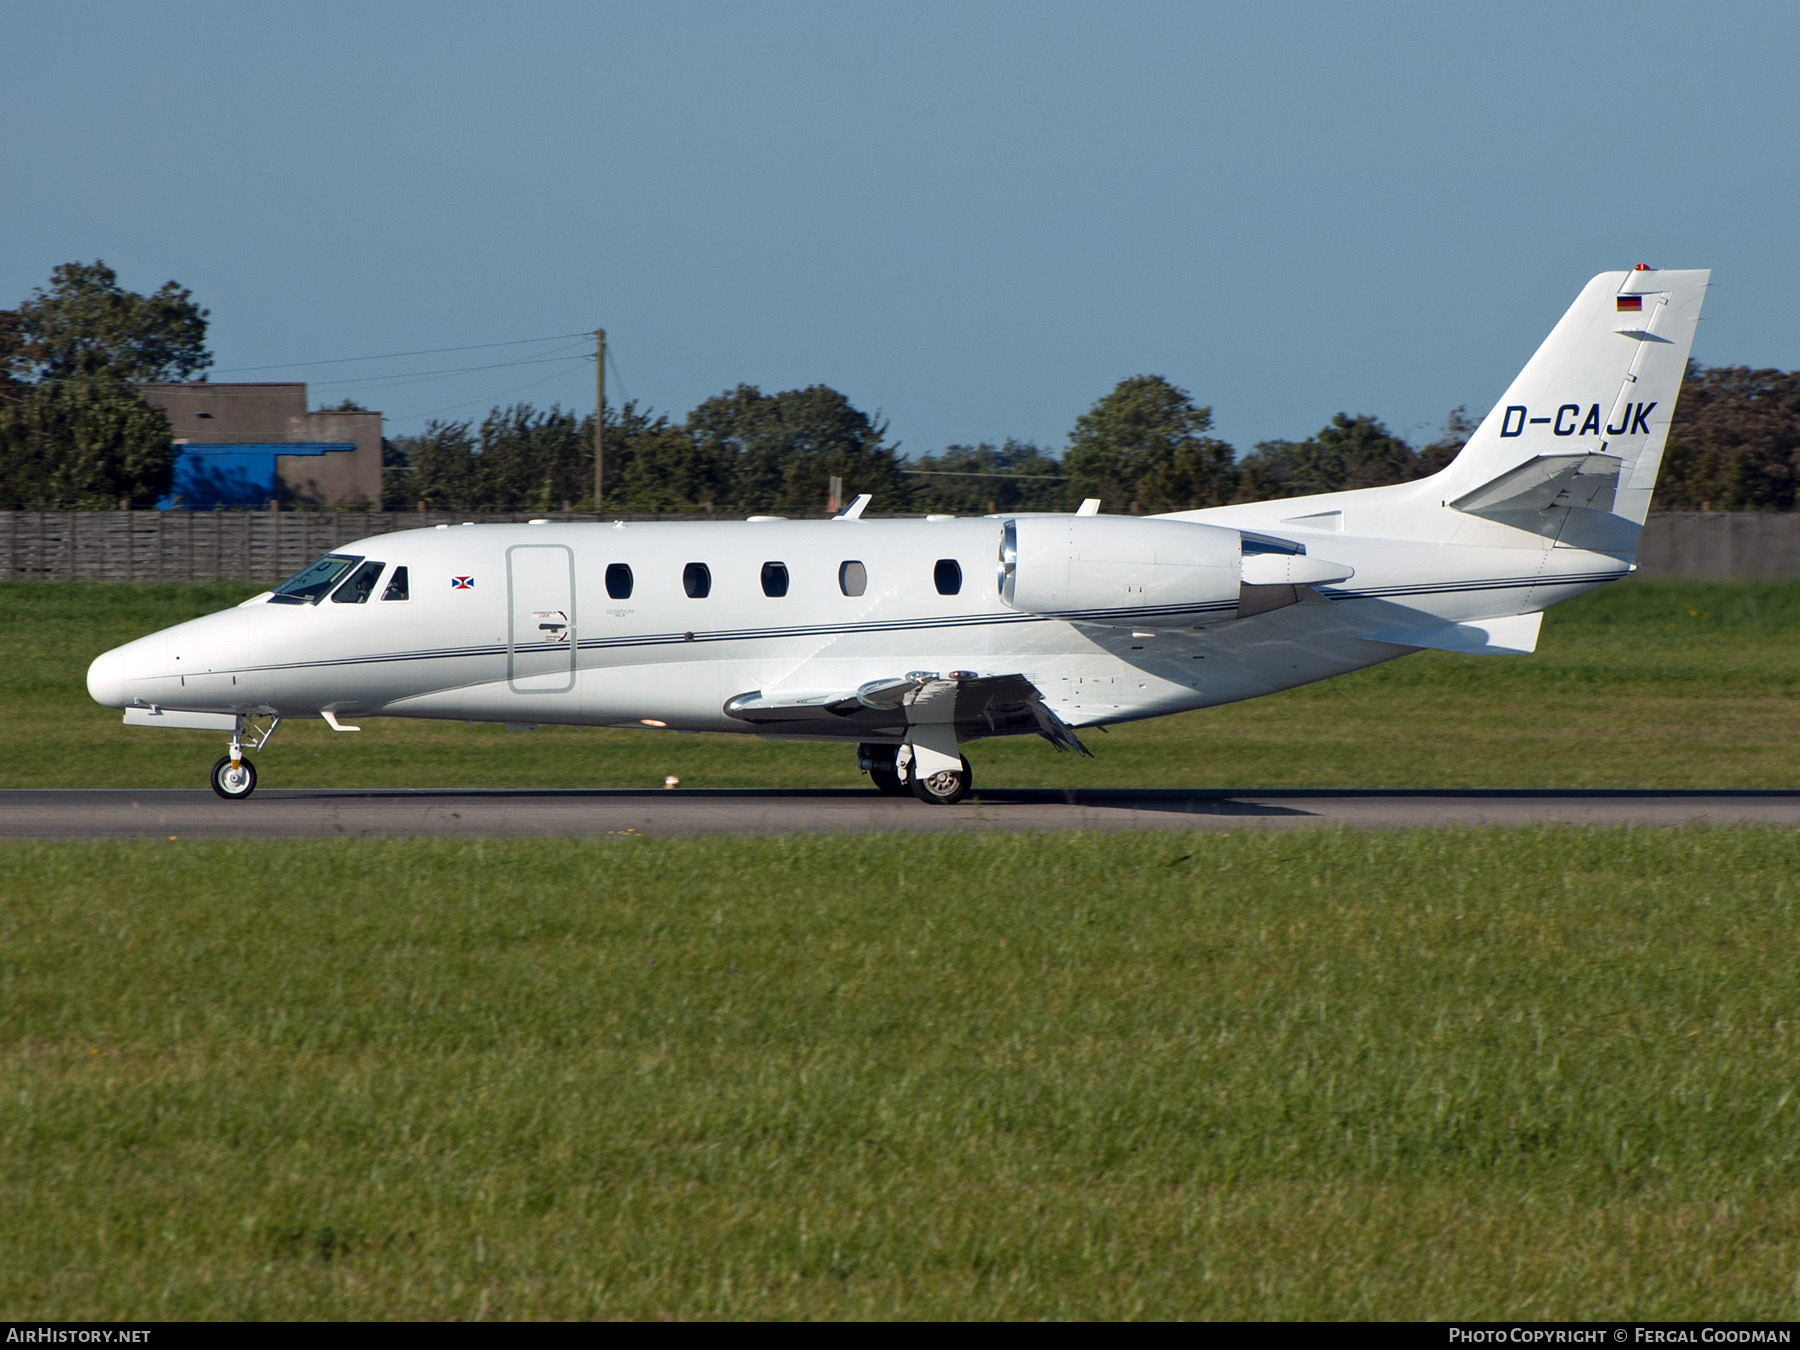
1452, 454, 1621, 519
1358, 611, 1543, 656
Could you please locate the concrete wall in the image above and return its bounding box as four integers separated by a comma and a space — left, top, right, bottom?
135, 383, 383, 508
1635, 513, 1800, 580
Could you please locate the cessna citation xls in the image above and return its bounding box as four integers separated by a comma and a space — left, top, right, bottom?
88, 266, 1707, 804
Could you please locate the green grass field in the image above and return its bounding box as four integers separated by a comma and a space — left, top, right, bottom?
3, 578, 1798, 789
3, 829, 1798, 1319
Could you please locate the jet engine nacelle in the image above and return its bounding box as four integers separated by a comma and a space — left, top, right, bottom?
997, 516, 1244, 627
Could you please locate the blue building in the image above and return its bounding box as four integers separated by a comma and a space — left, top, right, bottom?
135, 382, 383, 510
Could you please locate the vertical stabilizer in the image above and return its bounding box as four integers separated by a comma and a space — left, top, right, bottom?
1437, 267, 1708, 554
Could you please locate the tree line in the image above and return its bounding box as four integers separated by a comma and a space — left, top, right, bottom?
5, 260, 1799, 513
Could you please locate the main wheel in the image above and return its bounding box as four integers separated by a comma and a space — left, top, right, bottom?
858, 743, 907, 796
910, 756, 972, 805
210, 755, 257, 800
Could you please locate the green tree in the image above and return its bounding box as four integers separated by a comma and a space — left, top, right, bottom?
1417, 406, 1477, 476
1063, 375, 1237, 513
1234, 413, 1418, 501
607, 400, 711, 512
2, 260, 210, 383
1657, 364, 1800, 511
0, 371, 176, 507
685, 384, 909, 513
477, 403, 589, 511
0, 261, 204, 508
396, 419, 480, 509
907, 440, 1067, 514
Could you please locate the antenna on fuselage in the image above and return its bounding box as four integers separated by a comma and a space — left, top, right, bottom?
834, 494, 871, 520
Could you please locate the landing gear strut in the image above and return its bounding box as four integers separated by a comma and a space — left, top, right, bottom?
210, 715, 281, 800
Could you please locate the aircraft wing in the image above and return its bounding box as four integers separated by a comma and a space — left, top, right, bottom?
724, 672, 1090, 753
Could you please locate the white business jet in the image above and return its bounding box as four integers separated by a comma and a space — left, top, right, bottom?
88, 267, 1707, 803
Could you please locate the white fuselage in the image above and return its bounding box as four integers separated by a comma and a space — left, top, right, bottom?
85, 509, 1622, 740
85, 266, 1710, 764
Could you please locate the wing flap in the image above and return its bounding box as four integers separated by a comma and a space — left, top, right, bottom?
724, 672, 1090, 752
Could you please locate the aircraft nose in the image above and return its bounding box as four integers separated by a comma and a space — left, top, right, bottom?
87, 635, 164, 708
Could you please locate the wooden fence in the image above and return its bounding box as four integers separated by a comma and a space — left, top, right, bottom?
4, 509, 1800, 584
0, 510, 720, 584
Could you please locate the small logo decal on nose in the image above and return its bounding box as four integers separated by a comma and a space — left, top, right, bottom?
451, 576, 475, 589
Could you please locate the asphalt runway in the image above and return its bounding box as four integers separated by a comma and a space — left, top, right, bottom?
3, 787, 1798, 840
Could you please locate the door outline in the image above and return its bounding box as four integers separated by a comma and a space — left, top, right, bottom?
506, 544, 577, 694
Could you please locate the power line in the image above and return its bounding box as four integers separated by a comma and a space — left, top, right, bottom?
603, 344, 631, 406
307, 345, 593, 391
209, 329, 595, 375
387, 362, 596, 424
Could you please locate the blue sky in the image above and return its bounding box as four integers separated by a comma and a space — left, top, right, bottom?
4, 2, 1796, 458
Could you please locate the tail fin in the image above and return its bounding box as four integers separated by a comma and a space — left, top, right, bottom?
1438, 267, 1708, 554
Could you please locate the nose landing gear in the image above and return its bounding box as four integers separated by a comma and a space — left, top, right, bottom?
208, 715, 281, 800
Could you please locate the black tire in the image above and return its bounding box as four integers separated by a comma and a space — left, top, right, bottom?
910, 756, 972, 805
869, 763, 905, 795
859, 743, 908, 796
210, 755, 257, 800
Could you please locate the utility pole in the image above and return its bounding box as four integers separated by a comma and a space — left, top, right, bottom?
593, 328, 606, 510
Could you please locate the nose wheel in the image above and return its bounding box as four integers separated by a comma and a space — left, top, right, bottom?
210, 755, 257, 799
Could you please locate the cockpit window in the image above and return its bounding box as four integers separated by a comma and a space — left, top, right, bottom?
268, 554, 363, 605
380, 566, 410, 602
331, 560, 386, 604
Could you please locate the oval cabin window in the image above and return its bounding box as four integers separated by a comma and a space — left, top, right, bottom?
838, 560, 867, 597
761, 562, 790, 597
934, 559, 962, 596
605, 563, 633, 599
683, 562, 712, 599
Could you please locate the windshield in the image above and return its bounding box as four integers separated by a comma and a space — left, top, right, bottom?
268, 554, 363, 605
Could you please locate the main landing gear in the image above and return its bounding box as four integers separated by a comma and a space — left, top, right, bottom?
209, 715, 281, 800
858, 741, 974, 805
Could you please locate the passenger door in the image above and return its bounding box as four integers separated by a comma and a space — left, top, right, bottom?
507, 545, 576, 694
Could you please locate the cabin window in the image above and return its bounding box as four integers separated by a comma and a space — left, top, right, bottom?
761, 562, 790, 597
606, 563, 634, 599
838, 560, 867, 597
380, 566, 409, 602
934, 559, 963, 596
331, 560, 386, 604
683, 562, 712, 598
268, 554, 362, 605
